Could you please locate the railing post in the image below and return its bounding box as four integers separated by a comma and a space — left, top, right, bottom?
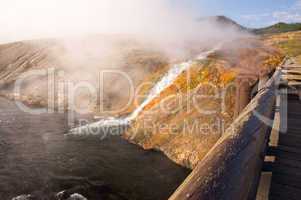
258, 74, 270, 91
234, 76, 252, 118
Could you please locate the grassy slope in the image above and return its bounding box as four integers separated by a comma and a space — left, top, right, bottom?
254, 23, 301, 35
263, 31, 301, 64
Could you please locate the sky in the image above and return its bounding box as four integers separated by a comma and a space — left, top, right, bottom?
0, 0, 300, 43
197, 0, 301, 28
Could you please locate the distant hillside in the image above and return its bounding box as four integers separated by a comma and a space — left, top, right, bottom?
254, 22, 301, 35
209, 17, 301, 35
201, 16, 301, 35
212, 16, 248, 30
199, 16, 249, 32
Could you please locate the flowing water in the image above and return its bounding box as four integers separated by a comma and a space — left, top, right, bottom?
69, 48, 218, 136
0, 98, 190, 200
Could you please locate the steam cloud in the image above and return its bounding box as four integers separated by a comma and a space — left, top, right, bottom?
0, 0, 186, 42
0, 0, 247, 47
0, 0, 254, 115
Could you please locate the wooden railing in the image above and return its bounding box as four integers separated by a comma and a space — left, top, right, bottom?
169, 69, 281, 200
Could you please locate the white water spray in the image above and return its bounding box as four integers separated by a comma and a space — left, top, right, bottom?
67, 47, 219, 136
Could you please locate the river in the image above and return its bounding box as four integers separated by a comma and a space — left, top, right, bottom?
0, 98, 190, 200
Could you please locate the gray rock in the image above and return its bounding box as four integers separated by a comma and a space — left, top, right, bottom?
67, 193, 88, 200
12, 195, 33, 200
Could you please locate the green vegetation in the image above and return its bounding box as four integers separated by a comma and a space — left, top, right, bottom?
254, 22, 301, 35
265, 31, 301, 58
278, 38, 301, 57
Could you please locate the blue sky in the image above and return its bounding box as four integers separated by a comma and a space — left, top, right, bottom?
194, 0, 301, 28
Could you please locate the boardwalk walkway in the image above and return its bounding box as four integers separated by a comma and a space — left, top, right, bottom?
168, 57, 300, 200
268, 59, 301, 200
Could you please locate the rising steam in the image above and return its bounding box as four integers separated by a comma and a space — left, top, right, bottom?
0, 0, 255, 122
0, 0, 248, 50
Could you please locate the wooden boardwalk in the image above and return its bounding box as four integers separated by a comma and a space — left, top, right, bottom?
269, 59, 301, 200
168, 58, 300, 200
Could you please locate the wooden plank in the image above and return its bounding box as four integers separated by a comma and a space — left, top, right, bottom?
280, 88, 288, 135
282, 75, 301, 81
269, 183, 301, 200
278, 135, 301, 148
269, 195, 296, 200
286, 127, 301, 135
282, 70, 301, 75
278, 134, 301, 147
275, 145, 301, 155
287, 117, 301, 122
288, 104, 301, 108
269, 83, 301, 199
274, 157, 301, 169
269, 195, 292, 200
288, 81, 301, 87
288, 109, 301, 113
288, 101, 301, 106
287, 95, 301, 100
287, 120, 301, 129
271, 164, 301, 177
288, 112, 301, 118
279, 134, 301, 140
288, 105, 301, 110
272, 151, 301, 161
271, 174, 301, 189
283, 66, 301, 69
287, 109, 301, 113
287, 118, 301, 124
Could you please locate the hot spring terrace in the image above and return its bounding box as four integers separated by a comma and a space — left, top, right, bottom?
169, 58, 301, 200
